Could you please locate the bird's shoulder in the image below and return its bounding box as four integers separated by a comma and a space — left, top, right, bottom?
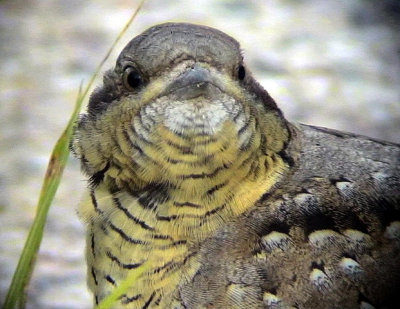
254, 123, 400, 236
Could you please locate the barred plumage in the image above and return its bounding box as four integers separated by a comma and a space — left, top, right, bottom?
72, 23, 400, 308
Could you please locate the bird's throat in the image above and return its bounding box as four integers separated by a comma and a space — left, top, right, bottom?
108, 118, 288, 237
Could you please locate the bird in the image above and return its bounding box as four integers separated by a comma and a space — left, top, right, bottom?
71, 22, 400, 309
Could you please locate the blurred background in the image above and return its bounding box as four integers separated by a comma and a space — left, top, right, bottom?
0, 0, 399, 308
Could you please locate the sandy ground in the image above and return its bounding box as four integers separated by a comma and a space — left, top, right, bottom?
0, 0, 399, 308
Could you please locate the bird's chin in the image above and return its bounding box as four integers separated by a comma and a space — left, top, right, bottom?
161, 96, 238, 136
131, 87, 246, 145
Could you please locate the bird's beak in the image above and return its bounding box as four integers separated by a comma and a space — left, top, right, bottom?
163, 65, 220, 100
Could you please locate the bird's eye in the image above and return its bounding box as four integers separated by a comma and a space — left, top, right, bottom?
238, 65, 246, 80
123, 67, 143, 90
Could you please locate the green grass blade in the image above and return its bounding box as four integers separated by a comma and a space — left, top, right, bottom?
3, 83, 84, 309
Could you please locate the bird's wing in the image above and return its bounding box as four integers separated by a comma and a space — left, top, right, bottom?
251, 124, 400, 308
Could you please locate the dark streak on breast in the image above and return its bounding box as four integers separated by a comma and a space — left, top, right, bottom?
179, 164, 226, 179
142, 291, 156, 309
165, 139, 194, 154
156, 214, 178, 221
174, 201, 203, 208
106, 250, 142, 269
121, 293, 142, 304
204, 204, 226, 217
91, 267, 98, 285
112, 196, 155, 230
90, 232, 96, 258
105, 274, 116, 285
109, 222, 148, 245
90, 190, 104, 214
206, 180, 229, 196
158, 240, 187, 249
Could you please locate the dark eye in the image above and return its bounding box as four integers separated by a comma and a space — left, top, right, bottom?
123, 67, 143, 90
238, 65, 246, 80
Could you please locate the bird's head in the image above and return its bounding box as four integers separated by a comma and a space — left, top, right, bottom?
72, 23, 289, 191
